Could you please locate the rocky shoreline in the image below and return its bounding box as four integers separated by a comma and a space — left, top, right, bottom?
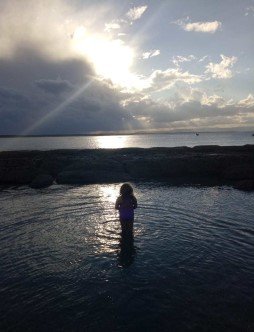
0, 145, 254, 190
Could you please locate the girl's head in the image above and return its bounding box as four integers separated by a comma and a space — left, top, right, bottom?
120, 183, 133, 196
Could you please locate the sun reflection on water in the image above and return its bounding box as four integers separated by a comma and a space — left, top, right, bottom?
95, 135, 127, 149
93, 184, 120, 255
99, 184, 119, 203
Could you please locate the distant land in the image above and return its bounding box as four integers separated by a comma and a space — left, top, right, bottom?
0, 129, 254, 138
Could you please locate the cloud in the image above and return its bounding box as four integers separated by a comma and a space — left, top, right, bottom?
0, 0, 143, 134
200, 93, 232, 108
144, 68, 203, 92
126, 5, 147, 21
105, 5, 148, 32
0, 87, 32, 133
174, 18, 221, 33
0, 0, 75, 60
245, 6, 254, 16
35, 79, 73, 94
0, 46, 93, 94
142, 49, 160, 59
205, 55, 237, 79
0, 45, 253, 134
199, 55, 209, 62
0, 45, 141, 135
0, 87, 29, 106
172, 55, 196, 67
238, 94, 254, 107
184, 21, 221, 33
122, 91, 254, 131
104, 21, 121, 32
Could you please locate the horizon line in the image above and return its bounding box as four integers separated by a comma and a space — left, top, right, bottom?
0, 129, 254, 138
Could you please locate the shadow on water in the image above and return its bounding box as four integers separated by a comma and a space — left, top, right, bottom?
117, 227, 136, 268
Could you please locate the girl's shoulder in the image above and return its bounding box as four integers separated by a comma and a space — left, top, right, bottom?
118, 194, 136, 201
124, 194, 137, 202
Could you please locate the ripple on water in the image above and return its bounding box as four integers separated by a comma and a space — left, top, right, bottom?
0, 184, 254, 331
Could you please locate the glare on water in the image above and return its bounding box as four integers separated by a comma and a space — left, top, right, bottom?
95, 135, 128, 149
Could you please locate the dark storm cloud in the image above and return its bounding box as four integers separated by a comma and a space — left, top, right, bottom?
0, 86, 34, 134
0, 45, 140, 135
35, 79, 73, 95
0, 45, 93, 92
0, 87, 30, 107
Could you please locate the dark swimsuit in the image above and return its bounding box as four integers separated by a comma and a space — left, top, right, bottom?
119, 196, 135, 220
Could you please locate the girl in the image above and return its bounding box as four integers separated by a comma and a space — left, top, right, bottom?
115, 183, 137, 233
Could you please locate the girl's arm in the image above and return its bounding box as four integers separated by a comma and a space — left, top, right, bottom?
115, 197, 121, 210
133, 196, 137, 209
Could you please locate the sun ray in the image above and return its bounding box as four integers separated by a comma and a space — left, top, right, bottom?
21, 78, 94, 135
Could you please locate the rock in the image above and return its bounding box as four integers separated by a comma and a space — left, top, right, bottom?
0, 168, 37, 184
29, 174, 54, 189
0, 146, 253, 189
0, 155, 39, 184
56, 170, 131, 185
223, 164, 253, 180
233, 180, 254, 191
56, 157, 127, 184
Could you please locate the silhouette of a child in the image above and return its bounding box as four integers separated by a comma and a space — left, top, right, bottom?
115, 183, 137, 233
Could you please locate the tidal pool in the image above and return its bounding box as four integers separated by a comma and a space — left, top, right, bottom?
0, 183, 253, 331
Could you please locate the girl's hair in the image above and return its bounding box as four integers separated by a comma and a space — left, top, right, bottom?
120, 183, 133, 196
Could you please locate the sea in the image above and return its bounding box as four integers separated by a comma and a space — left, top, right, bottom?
0, 131, 254, 151
0, 133, 254, 331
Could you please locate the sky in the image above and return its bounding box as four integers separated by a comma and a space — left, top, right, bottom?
0, 0, 254, 135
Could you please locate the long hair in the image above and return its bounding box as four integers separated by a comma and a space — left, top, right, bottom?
120, 183, 134, 197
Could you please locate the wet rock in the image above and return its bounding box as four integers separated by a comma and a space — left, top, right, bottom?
56, 156, 127, 184
62, 158, 123, 173
0, 158, 38, 184
233, 180, 254, 191
56, 170, 130, 185
223, 164, 253, 180
0, 146, 253, 188
29, 174, 54, 189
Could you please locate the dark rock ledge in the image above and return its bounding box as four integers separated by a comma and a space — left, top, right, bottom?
0, 145, 253, 190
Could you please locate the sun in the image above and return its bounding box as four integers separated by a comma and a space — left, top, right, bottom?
72, 26, 140, 89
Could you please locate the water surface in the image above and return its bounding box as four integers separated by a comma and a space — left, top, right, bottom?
0, 183, 254, 331
0, 132, 253, 151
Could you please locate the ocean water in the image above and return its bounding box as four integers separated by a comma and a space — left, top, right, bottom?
0, 131, 254, 151
0, 183, 254, 331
